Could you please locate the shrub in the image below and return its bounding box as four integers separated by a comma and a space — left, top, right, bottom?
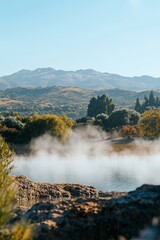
106, 109, 140, 130
0, 136, 33, 239
23, 113, 74, 142
2, 116, 24, 130
139, 109, 160, 139
119, 125, 140, 138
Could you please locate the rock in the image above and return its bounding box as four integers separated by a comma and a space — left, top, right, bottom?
12, 183, 160, 240
14, 175, 98, 205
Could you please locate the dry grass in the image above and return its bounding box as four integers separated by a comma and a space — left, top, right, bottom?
0, 98, 23, 106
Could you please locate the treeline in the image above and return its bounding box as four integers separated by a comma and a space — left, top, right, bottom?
0, 103, 86, 119
78, 94, 140, 129
1, 91, 160, 144
77, 93, 160, 139
135, 90, 160, 113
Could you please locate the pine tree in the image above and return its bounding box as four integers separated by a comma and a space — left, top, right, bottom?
135, 98, 141, 113
144, 95, 149, 108
135, 91, 160, 113
155, 96, 160, 108
149, 90, 155, 106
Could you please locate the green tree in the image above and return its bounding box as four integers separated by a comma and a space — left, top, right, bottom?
135, 98, 141, 113
149, 90, 156, 106
135, 91, 160, 113
87, 94, 115, 117
106, 109, 140, 129
155, 96, 160, 107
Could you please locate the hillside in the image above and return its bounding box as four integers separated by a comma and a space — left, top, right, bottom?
1, 68, 160, 91
0, 86, 160, 118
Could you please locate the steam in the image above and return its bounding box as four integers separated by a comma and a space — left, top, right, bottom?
13, 126, 160, 192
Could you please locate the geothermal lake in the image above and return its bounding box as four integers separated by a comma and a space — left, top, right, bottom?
13, 147, 160, 192
13, 130, 160, 192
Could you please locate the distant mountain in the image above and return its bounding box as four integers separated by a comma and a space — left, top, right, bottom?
0, 68, 160, 91
0, 86, 160, 118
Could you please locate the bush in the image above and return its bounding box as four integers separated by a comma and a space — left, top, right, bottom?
106, 109, 140, 130
119, 125, 141, 138
95, 113, 109, 127
23, 113, 74, 142
0, 136, 32, 239
139, 109, 160, 139
2, 116, 24, 130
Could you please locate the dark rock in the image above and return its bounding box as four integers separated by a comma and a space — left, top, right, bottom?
12, 185, 160, 240
13, 177, 160, 240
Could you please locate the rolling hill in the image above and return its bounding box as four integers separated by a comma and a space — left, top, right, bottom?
0, 86, 160, 118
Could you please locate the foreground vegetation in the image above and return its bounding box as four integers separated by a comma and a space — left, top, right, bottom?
0, 136, 32, 239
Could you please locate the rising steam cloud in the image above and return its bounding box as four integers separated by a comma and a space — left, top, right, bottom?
13, 126, 160, 192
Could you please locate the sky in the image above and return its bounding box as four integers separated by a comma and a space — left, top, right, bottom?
0, 0, 160, 77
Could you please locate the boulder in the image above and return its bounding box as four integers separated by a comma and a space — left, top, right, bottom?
14, 175, 98, 205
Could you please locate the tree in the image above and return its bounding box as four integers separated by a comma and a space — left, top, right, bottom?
155, 96, 160, 107
0, 136, 32, 239
139, 109, 160, 139
135, 98, 141, 113
149, 90, 156, 106
135, 91, 160, 113
106, 109, 140, 129
87, 94, 115, 117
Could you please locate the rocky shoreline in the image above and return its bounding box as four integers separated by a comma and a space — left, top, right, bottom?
13, 176, 160, 240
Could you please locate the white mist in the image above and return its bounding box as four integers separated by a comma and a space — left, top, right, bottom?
13, 126, 160, 192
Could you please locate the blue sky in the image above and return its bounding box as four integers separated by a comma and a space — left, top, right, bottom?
0, 0, 160, 76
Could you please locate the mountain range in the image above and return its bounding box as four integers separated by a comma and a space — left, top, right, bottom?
0, 68, 160, 91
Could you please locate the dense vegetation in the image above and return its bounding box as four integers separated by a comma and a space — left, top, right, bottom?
77, 93, 160, 140
139, 109, 160, 139
0, 113, 74, 144
106, 109, 140, 129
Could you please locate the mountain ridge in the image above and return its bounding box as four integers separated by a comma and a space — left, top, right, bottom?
0, 68, 160, 91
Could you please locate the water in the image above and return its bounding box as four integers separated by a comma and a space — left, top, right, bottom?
12, 131, 160, 193
13, 154, 155, 192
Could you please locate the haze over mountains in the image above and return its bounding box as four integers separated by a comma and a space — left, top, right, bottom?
1, 68, 160, 91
